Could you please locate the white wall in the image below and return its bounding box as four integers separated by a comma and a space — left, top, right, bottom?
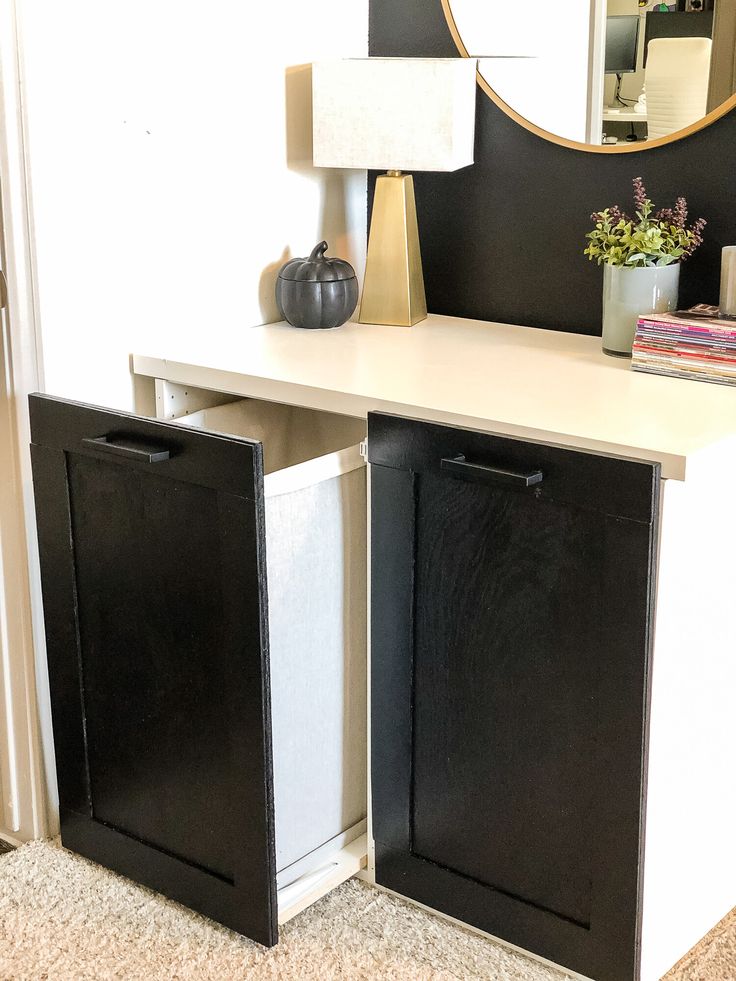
451, 0, 595, 143
18, 0, 368, 411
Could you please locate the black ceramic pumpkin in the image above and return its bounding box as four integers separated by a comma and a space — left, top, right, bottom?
276, 241, 358, 329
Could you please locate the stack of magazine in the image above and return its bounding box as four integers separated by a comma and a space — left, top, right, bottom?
631, 304, 736, 387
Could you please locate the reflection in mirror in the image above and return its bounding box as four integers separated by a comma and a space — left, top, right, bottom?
446, 0, 736, 149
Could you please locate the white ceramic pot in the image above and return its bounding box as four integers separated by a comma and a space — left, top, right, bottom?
602, 264, 680, 358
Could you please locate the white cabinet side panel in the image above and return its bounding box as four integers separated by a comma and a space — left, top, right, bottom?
641, 439, 736, 981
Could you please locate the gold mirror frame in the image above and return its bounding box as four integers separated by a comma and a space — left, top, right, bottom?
441, 0, 736, 154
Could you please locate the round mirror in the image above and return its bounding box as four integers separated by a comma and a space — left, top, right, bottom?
443, 0, 736, 152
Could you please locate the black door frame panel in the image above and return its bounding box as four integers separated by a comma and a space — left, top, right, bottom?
30, 394, 278, 946
368, 412, 660, 981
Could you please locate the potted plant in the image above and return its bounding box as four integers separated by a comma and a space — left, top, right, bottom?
585, 177, 706, 357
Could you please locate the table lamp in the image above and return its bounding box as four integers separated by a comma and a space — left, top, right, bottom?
312, 58, 477, 327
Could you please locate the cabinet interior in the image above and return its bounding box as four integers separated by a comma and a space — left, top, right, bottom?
175, 398, 367, 474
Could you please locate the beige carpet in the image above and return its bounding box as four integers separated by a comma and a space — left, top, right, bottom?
0, 840, 731, 981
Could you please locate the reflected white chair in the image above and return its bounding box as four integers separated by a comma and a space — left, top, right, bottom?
645, 37, 713, 140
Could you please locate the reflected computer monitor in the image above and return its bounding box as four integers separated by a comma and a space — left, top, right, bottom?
605, 15, 641, 74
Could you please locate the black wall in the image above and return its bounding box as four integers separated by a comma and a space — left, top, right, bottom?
369, 0, 736, 336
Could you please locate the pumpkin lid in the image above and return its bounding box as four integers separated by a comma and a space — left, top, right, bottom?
277, 241, 356, 283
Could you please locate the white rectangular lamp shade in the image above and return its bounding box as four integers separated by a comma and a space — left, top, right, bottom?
312, 58, 477, 172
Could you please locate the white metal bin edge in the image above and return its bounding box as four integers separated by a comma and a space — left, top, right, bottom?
264, 444, 364, 498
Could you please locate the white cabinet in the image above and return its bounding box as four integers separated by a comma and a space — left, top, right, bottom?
30, 314, 736, 979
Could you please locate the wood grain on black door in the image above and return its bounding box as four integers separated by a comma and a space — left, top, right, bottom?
29, 394, 278, 946
368, 412, 660, 981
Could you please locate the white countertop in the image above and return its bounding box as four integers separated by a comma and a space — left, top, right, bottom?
133, 314, 736, 481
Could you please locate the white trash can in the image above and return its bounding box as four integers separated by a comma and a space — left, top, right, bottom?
175, 398, 367, 885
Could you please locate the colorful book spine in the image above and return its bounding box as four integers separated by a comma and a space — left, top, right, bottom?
631, 308, 736, 387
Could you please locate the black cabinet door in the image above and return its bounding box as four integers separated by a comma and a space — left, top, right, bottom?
368, 412, 660, 981
30, 394, 278, 946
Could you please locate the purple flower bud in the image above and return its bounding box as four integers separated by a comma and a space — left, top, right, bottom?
632, 176, 647, 212
673, 197, 688, 228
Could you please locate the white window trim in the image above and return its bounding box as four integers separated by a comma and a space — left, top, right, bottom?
0, 0, 54, 841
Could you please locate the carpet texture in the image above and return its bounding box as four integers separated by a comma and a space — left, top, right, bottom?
662, 905, 736, 981
0, 839, 731, 980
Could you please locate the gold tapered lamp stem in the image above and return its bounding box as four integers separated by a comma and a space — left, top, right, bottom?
359, 171, 427, 327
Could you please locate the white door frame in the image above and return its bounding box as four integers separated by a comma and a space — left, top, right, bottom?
586, 0, 607, 144
0, 0, 52, 841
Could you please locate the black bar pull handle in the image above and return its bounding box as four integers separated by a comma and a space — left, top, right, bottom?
441, 454, 543, 488
82, 435, 171, 463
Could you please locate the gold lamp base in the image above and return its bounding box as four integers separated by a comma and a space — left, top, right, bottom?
359, 171, 427, 327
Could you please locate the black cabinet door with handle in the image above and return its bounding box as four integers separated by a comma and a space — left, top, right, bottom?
368, 412, 660, 981
29, 394, 278, 946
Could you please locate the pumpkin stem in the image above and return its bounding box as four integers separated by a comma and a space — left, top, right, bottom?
309, 241, 329, 261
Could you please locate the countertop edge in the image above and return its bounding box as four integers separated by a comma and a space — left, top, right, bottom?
132, 354, 689, 481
